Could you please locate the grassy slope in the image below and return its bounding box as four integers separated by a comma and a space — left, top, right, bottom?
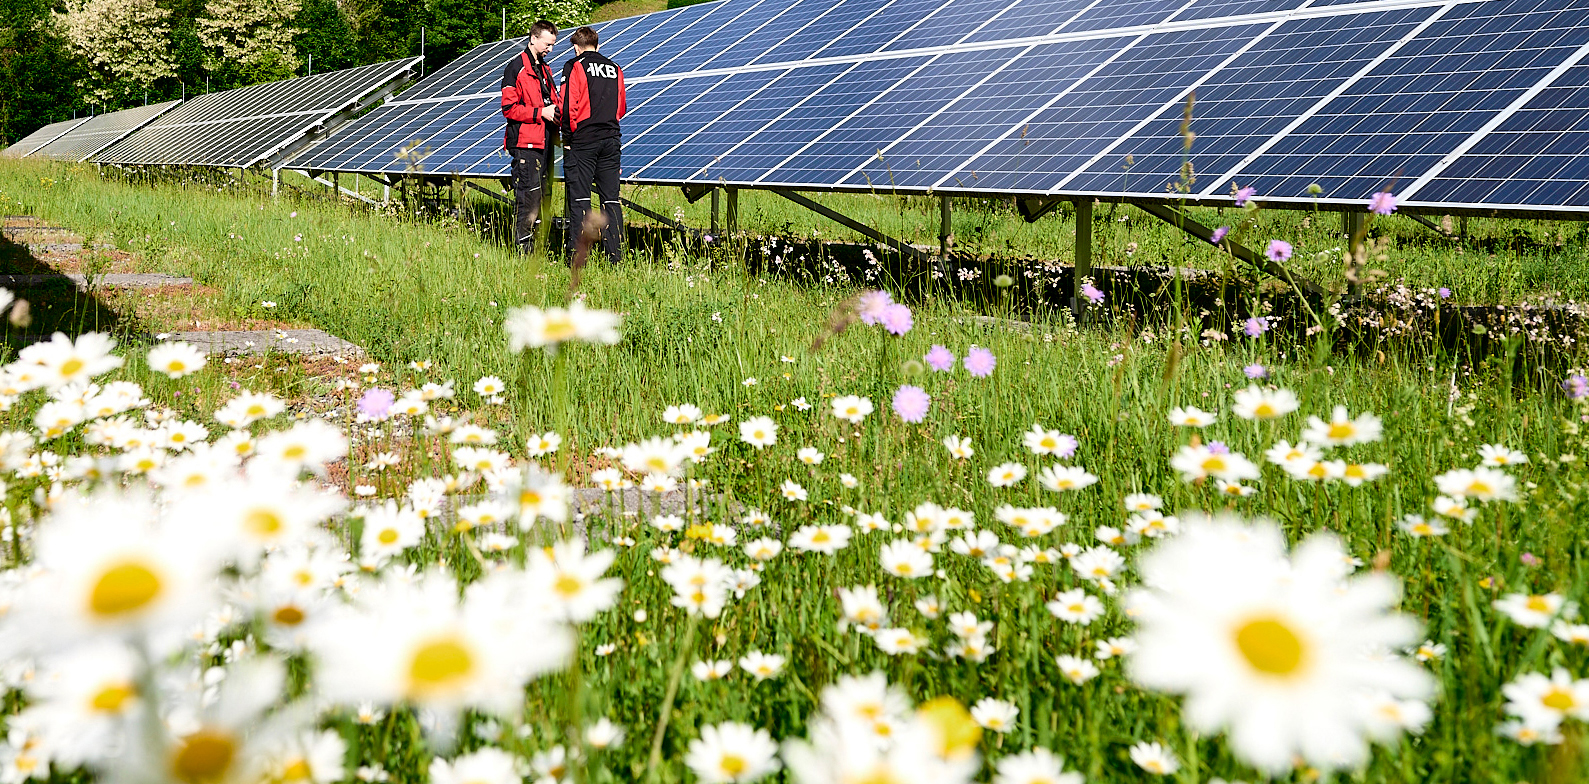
3, 159, 1588, 781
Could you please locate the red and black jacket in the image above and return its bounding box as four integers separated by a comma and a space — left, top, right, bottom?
501, 50, 561, 149
560, 51, 626, 142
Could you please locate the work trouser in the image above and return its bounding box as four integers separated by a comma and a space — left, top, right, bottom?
510, 145, 551, 253
563, 136, 623, 264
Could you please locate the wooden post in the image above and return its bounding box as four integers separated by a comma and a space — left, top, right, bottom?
1072, 198, 1092, 321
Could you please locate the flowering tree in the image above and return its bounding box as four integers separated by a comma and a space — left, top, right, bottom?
54, 0, 177, 103
196, 0, 301, 82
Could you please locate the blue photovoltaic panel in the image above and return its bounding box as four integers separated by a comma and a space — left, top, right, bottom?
811, 0, 943, 59
956, 23, 1270, 191
600, 8, 693, 62
623, 70, 789, 169
762, 48, 1018, 185
1411, 60, 1589, 206
402, 40, 520, 101
883, 0, 1019, 51
1063, 7, 1431, 194
845, 37, 1129, 188
1176, 0, 1300, 21
1066, 0, 1188, 32
608, 2, 727, 74
646, 0, 790, 75
962, 0, 1096, 42
699, 55, 934, 182
634, 63, 851, 179
699, 0, 841, 69
1229, 0, 1589, 200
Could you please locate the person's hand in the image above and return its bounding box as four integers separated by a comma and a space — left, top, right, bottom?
540, 105, 556, 122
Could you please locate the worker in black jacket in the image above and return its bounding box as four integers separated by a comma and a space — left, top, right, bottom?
501, 20, 561, 255
560, 25, 627, 264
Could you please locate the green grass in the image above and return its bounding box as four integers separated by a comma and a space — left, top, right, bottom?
1, 158, 1589, 783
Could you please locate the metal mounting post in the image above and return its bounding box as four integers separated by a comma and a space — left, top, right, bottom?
711, 188, 721, 236
271, 167, 279, 198
1072, 198, 1092, 321
938, 195, 951, 261
725, 186, 740, 236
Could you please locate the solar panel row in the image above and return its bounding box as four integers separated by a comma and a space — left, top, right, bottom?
3, 118, 91, 159
27, 101, 182, 162
96, 58, 421, 168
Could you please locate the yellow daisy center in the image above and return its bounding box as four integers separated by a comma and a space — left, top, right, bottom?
90, 683, 135, 712
1234, 616, 1307, 676
377, 528, 399, 545
1254, 403, 1276, 418
273, 605, 306, 626
1526, 595, 1551, 613
59, 357, 85, 377
554, 573, 583, 597
89, 561, 163, 618
170, 729, 237, 784
1327, 422, 1355, 440
1543, 687, 1576, 711
245, 508, 284, 536
407, 637, 475, 695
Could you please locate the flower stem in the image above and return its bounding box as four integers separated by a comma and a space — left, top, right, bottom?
646, 614, 700, 782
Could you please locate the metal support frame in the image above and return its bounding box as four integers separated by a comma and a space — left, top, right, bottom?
1400, 211, 1448, 236
711, 188, 721, 236
938, 195, 951, 261
771, 189, 931, 263
1017, 196, 1067, 223
464, 179, 511, 204
304, 172, 380, 205
1132, 201, 1326, 297
725, 186, 740, 236
681, 184, 714, 203
623, 197, 702, 239
1073, 198, 1092, 320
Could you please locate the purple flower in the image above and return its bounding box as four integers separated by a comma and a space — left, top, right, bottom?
964, 347, 996, 378
1244, 363, 1268, 379
1368, 192, 1397, 215
358, 388, 395, 421
1438, 287, 1451, 299
1266, 240, 1292, 262
1520, 552, 1540, 567
892, 385, 930, 423
1243, 316, 1269, 338
881, 303, 913, 335
1564, 374, 1589, 400
924, 345, 955, 372
1210, 226, 1229, 244
1080, 283, 1105, 304
1234, 186, 1257, 207
1052, 434, 1079, 459
1207, 441, 1230, 455
857, 290, 894, 325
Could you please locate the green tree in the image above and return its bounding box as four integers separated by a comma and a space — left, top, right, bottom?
506, 0, 590, 37
422, 0, 493, 74
346, 0, 421, 64
55, 0, 179, 103
0, 0, 88, 144
293, 0, 355, 74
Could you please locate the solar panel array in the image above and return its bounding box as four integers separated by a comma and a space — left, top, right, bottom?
3, 117, 91, 158
95, 58, 421, 168
28, 101, 182, 162
258, 0, 1589, 215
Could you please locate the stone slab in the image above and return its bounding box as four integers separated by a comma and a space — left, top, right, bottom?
157, 329, 363, 356
0, 273, 192, 289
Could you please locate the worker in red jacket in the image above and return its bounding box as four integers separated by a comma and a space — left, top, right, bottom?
501, 20, 561, 255
560, 25, 626, 264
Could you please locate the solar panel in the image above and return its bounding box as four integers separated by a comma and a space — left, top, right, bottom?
29, 101, 182, 162
286, 0, 1589, 216
94, 58, 419, 168
3, 117, 91, 158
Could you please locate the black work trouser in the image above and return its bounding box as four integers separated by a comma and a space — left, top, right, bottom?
510, 145, 551, 252
563, 136, 623, 264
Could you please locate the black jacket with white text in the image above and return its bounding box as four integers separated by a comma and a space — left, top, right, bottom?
560, 51, 626, 143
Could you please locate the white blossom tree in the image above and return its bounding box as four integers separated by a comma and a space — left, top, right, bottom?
196, 0, 301, 81
55, 0, 178, 103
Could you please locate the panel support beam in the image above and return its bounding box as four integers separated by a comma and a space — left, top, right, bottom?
623, 197, 703, 239
464, 179, 511, 204
1017, 196, 1066, 223
1133, 201, 1326, 296
1073, 198, 1092, 321
771, 189, 931, 263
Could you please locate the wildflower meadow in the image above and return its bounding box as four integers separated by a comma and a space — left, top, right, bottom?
0, 161, 1586, 784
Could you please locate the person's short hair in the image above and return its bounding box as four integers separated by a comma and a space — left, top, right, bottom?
529, 20, 558, 41
570, 26, 599, 49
